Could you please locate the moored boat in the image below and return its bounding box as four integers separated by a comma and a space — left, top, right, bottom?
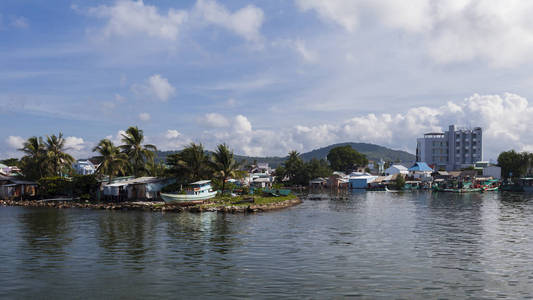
160, 180, 217, 203
519, 178, 533, 192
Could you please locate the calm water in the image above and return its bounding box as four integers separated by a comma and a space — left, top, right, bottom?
2, 192, 533, 299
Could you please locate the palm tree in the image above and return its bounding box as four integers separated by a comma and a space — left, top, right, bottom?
45, 133, 74, 177
18, 136, 46, 179
92, 139, 129, 183
211, 144, 239, 194
283, 150, 305, 185
120, 126, 157, 177
146, 159, 166, 177
166, 143, 209, 182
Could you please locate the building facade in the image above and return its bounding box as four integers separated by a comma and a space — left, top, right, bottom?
416, 125, 482, 171
73, 160, 97, 175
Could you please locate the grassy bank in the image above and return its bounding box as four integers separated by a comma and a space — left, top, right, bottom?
203, 195, 297, 208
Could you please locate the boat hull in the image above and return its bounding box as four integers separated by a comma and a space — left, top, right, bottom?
160, 191, 217, 203
433, 188, 483, 193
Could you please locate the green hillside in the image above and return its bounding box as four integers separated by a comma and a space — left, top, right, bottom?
156, 142, 415, 168
299, 143, 415, 163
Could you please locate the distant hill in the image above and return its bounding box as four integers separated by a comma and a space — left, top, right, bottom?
299, 142, 415, 164
156, 142, 415, 168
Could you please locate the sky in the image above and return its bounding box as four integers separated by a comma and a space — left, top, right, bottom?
2, 0, 533, 160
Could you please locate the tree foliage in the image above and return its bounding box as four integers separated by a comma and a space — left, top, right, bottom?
275, 152, 332, 186
19, 136, 47, 180
120, 126, 157, 177
0, 158, 20, 167
497, 150, 532, 179
166, 143, 210, 183
394, 174, 406, 190
92, 139, 128, 183
45, 133, 75, 176
327, 145, 368, 172
210, 143, 240, 193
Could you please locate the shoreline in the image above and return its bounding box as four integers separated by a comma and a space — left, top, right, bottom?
0, 197, 302, 214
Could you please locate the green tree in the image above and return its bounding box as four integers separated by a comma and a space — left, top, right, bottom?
120, 126, 157, 177
210, 144, 239, 194
166, 143, 210, 182
0, 158, 20, 167
45, 133, 74, 177
327, 145, 368, 172
280, 151, 308, 185
19, 136, 47, 180
92, 139, 129, 183
394, 174, 406, 190
497, 150, 529, 179
306, 158, 332, 180
146, 159, 166, 177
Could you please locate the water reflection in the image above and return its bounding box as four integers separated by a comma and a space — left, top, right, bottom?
97, 211, 159, 269
17, 208, 71, 260
3, 192, 533, 298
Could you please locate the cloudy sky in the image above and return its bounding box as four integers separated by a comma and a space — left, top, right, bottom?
2, 0, 533, 160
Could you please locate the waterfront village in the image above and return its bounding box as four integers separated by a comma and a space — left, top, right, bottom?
1, 124, 532, 212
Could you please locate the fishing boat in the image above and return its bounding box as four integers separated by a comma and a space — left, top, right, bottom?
160, 180, 217, 203
519, 178, 533, 192
432, 181, 483, 193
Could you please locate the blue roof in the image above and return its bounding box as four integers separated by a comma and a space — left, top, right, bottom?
408, 162, 433, 172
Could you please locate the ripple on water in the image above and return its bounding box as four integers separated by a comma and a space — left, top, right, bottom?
2, 192, 533, 298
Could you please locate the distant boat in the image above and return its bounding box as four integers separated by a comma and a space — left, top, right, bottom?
160, 180, 217, 203
519, 178, 533, 192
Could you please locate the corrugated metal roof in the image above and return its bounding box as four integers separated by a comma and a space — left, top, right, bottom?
408, 162, 433, 172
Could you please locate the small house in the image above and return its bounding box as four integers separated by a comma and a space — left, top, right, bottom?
102, 177, 175, 201
309, 177, 327, 188
348, 172, 378, 189
0, 176, 38, 200
384, 164, 409, 176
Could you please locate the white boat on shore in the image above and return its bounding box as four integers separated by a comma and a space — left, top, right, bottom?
160, 180, 217, 203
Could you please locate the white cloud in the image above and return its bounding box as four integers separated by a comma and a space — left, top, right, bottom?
292, 39, 318, 62
226, 98, 236, 106
64, 136, 85, 151
139, 112, 151, 121
6, 136, 24, 149
102, 101, 116, 110
295, 0, 533, 66
194, 93, 533, 159
89, 0, 188, 40
148, 74, 175, 101
132, 74, 176, 101
87, 0, 263, 44
194, 0, 264, 42
105, 130, 127, 146
233, 115, 252, 133
115, 93, 126, 103
198, 113, 230, 128
165, 129, 181, 139
10, 17, 29, 29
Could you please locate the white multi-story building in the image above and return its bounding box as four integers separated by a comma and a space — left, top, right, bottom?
416, 125, 482, 171
73, 160, 97, 175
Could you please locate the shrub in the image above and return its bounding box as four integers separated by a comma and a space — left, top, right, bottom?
38, 177, 71, 198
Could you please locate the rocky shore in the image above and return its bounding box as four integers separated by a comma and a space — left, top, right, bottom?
0, 197, 302, 214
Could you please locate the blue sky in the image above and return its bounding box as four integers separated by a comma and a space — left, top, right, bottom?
2, 0, 533, 160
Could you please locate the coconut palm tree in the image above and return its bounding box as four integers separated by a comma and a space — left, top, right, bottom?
92, 139, 129, 183
166, 143, 209, 182
282, 150, 306, 185
120, 126, 157, 177
211, 144, 239, 194
18, 136, 46, 180
45, 133, 74, 177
